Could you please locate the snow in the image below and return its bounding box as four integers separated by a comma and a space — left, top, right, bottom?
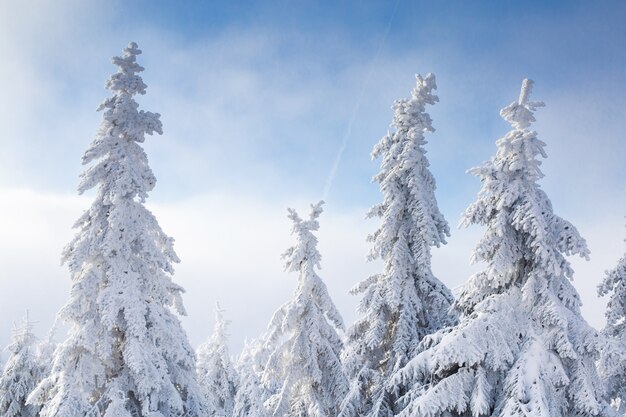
259, 201, 347, 417
0, 42, 621, 417
0, 314, 44, 417
598, 222, 626, 413
27, 42, 205, 417
340, 73, 455, 417
197, 304, 238, 417
391, 79, 612, 417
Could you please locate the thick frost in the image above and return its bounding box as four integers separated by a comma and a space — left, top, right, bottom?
392, 79, 612, 417
598, 222, 626, 413
0, 314, 44, 417
233, 339, 271, 417
340, 73, 455, 417
28, 43, 205, 417
261, 201, 348, 417
197, 305, 239, 417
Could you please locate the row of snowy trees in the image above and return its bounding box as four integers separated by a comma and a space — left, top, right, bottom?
1, 42, 625, 417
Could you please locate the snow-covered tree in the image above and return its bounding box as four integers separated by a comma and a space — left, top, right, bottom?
393, 79, 612, 417
340, 73, 454, 417
233, 340, 269, 417
598, 222, 626, 413
36, 335, 58, 379
0, 314, 44, 417
197, 304, 238, 417
28, 42, 205, 417
262, 201, 347, 417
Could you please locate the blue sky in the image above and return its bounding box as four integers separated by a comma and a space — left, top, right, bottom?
1, 0, 625, 353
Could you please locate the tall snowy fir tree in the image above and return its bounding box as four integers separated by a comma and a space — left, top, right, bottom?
197, 304, 238, 417
0, 314, 44, 417
598, 222, 626, 413
392, 79, 612, 417
340, 73, 454, 417
28, 43, 205, 417
261, 201, 347, 417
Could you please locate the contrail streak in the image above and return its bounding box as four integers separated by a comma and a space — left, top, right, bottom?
322, 0, 401, 200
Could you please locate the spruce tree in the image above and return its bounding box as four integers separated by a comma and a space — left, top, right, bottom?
340, 73, 454, 417
233, 340, 268, 417
262, 201, 347, 417
393, 79, 611, 417
28, 43, 204, 417
197, 304, 238, 417
598, 222, 626, 413
0, 314, 43, 417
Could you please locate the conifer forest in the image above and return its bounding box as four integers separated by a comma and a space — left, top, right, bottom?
1, 2, 626, 417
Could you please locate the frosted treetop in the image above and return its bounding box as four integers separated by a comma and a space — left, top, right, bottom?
500, 78, 545, 130
107, 42, 148, 95
388, 73, 438, 136
412, 72, 438, 106
283, 200, 324, 273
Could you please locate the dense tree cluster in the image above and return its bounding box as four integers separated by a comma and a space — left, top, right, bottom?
1, 43, 623, 417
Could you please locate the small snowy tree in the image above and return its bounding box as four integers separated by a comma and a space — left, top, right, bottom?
36, 335, 57, 379
598, 221, 626, 413
0, 314, 44, 417
261, 201, 347, 417
393, 79, 612, 417
197, 304, 238, 417
340, 73, 454, 417
28, 42, 205, 417
233, 340, 269, 417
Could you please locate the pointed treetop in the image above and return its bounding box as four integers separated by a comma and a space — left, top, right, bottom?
500, 78, 545, 130
382, 72, 439, 148
12, 311, 36, 343
215, 301, 224, 317
107, 41, 148, 96
283, 200, 324, 273
411, 72, 438, 106
287, 200, 324, 229
125, 42, 141, 56
518, 78, 533, 105
213, 302, 230, 339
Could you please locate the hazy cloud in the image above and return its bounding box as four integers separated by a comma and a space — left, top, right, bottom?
0, 0, 624, 356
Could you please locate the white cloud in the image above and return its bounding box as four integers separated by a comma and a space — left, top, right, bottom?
0, 186, 619, 358
0, 0, 624, 359
0, 188, 82, 353
0, 186, 377, 353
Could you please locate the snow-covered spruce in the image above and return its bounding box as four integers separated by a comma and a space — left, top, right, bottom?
393, 79, 611, 417
197, 304, 238, 417
261, 201, 347, 417
598, 222, 626, 413
340, 73, 454, 417
28, 43, 205, 417
233, 339, 270, 417
0, 314, 44, 417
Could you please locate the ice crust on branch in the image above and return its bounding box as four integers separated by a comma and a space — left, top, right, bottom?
261, 201, 348, 417
340, 74, 455, 417
0, 314, 44, 417
598, 221, 626, 413
391, 79, 612, 417
29, 42, 204, 417
197, 304, 239, 417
